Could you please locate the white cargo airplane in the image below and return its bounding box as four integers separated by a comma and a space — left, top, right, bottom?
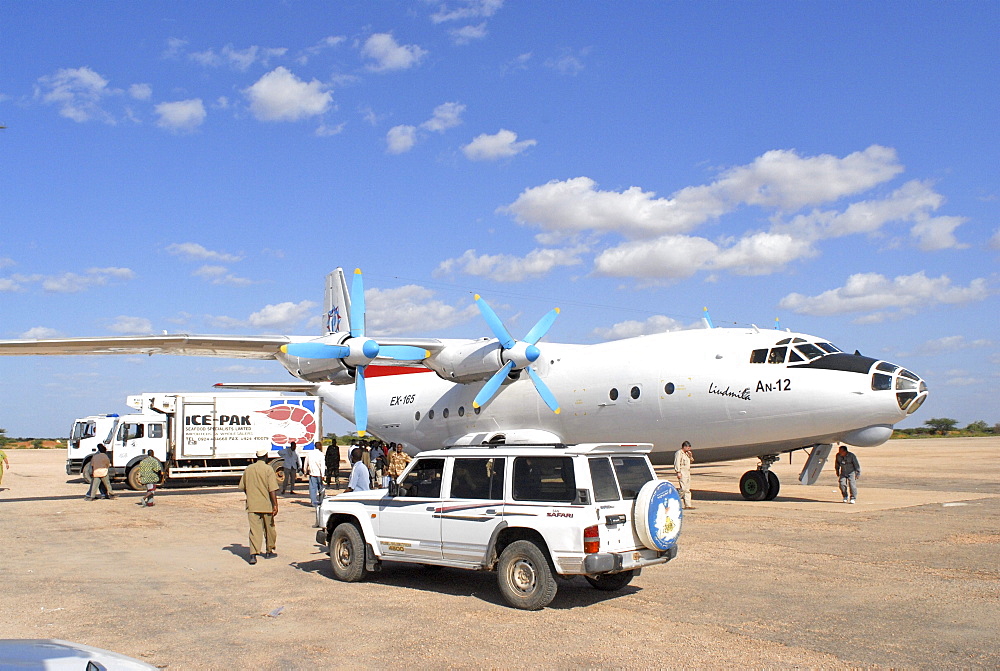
0, 268, 928, 500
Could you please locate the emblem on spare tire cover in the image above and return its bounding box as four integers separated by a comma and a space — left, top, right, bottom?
635, 480, 682, 551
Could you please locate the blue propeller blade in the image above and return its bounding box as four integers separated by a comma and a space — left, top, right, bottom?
474, 295, 515, 350
473, 360, 515, 409
379, 345, 430, 361
523, 307, 560, 345
354, 365, 368, 436
280, 342, 351, 360
526, 366, 561, 414
350, 268, 365, 338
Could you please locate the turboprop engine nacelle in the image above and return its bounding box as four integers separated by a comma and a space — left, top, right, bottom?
274, 349, 355, 384
424, 338, 504, 384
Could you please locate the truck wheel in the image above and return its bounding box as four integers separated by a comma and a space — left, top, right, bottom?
126, 467, 143, 491
329, 523, 367, 583
497, 540, 557, 610
81, 461, 94, 484
585, 570, 635, 591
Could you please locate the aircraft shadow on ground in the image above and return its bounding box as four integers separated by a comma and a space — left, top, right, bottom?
288, 553, 636, 609
693, 489, 825, 503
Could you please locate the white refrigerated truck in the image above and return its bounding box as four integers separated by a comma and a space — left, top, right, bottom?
66, 392, 323, 490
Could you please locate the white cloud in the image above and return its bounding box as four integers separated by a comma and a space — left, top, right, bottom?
462, 129, 537, 161
316, 122, 346, 137
0, 257, 14, 269
544, 50, 586, 75
247, 301, 317, 330
594, 235, 719, 279
905, 335, 993, 356
244, 67, 332, 122
989, 229, 1000, 250
166, 242, 242, 263
301, 36, 346, 62
192, 265, 253, 286
109, 316, 153, 334
190, 44, 287, 70
35, 66, 116, 123
435, 246, 586, 282
364, 285, 478, 335
910, 215, 969, 251
779, 272, 990, 319
155, 99, 206, 133
128, 83, 152, 100
592, 315, 693, 341
40, 267, 135, 293
386, 125, 418, 154
20, 326, 61, 339
0, 278, 21, 292
361, 33, 427, 72
430, 0, 504, 23
420, 102, 465, 132
450, 23, 488, 45
710, 232, 817, 275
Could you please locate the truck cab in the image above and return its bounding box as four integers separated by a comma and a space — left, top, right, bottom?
66, 414, 120, 476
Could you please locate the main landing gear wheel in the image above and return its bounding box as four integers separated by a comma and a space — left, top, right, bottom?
739, 470, 769, 501
764, 471, 780, 500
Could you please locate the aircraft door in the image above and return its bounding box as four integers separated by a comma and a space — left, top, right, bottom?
378, 457, 444, 561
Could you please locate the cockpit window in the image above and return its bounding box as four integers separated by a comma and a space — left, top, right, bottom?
818, 342, 841, 353
872, 373, 892, 391
788, 349, 804, 362
750, 349, 768, 363
794, 343, 825, 360
899, 369, 919, 381
776, 338, 791, 345
767, 347, 787, 364
876, 361, 898, 373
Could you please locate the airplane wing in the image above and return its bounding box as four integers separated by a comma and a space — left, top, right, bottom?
214, 381, 324, 393
0, 334, 293, 359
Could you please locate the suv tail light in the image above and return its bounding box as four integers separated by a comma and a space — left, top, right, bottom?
584, 524, 600, 554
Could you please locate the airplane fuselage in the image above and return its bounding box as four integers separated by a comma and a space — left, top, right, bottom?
320, 327, 927, 464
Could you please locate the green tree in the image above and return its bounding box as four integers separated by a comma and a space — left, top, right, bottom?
965, 420, 989, 433
924, 417, 958, 435
32, 438, 43, 449
0, 427, 8, 447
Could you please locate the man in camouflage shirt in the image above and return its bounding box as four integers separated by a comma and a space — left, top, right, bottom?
137, 449, 164, 507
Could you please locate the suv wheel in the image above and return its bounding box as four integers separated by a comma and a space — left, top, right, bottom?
497, 540, 557, 610
585, 570, 635, 591
329, 523, 367, 582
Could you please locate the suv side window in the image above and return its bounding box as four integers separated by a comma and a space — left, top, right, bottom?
588, 457, 621, 502
611, 456, 654, 499
513, 456, 575, 503
451, 457, 505, 499
397, 458, 445, 498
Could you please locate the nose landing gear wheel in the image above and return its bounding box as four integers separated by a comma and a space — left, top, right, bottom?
764, 471, 780, 500
739, 470, 770, 501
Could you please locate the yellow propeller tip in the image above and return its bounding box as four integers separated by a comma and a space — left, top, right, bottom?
354, 268, 362, 275
279, 345, 288, 354
474, 293, 481, 300
472, 402, 481, 409
357, 430, 366, 437
553, 408, 561, 414
555, 307, 561, 314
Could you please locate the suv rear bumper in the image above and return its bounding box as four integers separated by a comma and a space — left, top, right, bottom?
582, 546, 677, 574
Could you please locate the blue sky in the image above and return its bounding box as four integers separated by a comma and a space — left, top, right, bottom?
1, 1, 997, 438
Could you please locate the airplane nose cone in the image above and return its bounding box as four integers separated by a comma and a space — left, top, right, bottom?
878, 363, 928, 415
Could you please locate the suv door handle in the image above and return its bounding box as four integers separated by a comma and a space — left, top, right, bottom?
486, 509, 497, 515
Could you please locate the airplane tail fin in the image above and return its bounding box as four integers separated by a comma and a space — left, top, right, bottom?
324, 268, 351, 334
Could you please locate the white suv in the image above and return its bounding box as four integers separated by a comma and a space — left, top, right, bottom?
315, 443, 682, 610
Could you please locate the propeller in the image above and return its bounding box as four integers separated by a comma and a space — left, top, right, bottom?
280, 268, 427, 436
471, 294, 561, 414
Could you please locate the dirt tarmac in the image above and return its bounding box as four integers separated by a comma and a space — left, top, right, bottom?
2, 438, 998, 669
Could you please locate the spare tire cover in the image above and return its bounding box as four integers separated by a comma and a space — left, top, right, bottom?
634, 480, 682, 551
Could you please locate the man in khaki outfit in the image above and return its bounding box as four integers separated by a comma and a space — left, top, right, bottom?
673, 440, 695, 510
238, 448, 279, 565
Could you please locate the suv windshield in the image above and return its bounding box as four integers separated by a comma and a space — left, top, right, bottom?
512, 456, 575, 503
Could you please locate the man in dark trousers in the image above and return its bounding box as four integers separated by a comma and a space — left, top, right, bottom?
325, 440, 341, 488
238, 448, 279, 565
834, 444, 862, 504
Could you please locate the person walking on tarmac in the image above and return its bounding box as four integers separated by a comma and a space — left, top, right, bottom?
673, 440, 695, 510
325, 440, 341, 489
238, 448, 279, 565
136, 449, 164, 507
278, 441, 301, 495
835, 444, 862, 504
85, 444, 115, 501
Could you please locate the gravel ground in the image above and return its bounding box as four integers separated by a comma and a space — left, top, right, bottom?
2, 437, 998, 669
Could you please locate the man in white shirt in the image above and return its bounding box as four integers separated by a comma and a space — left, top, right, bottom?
303, 441, 327, 507
345, 447, 371, 493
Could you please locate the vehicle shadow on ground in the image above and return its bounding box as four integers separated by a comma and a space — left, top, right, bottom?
289, 555, 637, 609
694, 489, 825, 503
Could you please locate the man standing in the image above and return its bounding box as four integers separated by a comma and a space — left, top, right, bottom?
136, 449, 164, 507
835, 444, 861, 504
86, 444, 115, 500
385, 442, 412, 488
345, 447, 371, 493
278, 442, 300, 496
238, 448, 279, 565
303, 441, 327, 507
0, 448, 9, 491
325, 440, 341, 489
673, 440, 695, 510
